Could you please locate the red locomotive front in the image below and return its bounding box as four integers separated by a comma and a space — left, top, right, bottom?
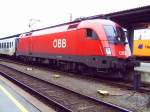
16, 19, 137, 74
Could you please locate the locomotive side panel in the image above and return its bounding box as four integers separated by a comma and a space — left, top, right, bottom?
30, 30, 78, 56
16, 37, 31, 56
76, 28, 104, 56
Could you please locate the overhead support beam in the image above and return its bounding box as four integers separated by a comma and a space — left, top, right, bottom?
132, 22, 150, 29
127, 26, 134, 54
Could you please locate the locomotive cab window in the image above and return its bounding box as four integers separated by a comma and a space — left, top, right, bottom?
86, 28, 98, 39
104, 25, 126, 44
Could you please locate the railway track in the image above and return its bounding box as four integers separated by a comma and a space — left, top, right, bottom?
0, 57, 150, 93
0, 64, 132, 112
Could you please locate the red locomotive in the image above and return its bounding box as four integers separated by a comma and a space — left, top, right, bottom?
16, 19, 138, 75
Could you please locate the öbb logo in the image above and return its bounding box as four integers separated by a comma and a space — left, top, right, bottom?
53, 39, 67, 48
138, 44, 143, 49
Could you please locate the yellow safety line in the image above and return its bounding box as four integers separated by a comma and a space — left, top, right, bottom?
0, 85, 29, 112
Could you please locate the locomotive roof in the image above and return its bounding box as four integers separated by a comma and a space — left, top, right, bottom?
26, 19, 116, 37
0, 17, 111, 39
31, 15, 105, 32
31, 18, 114, 32
0, 18, 84, 40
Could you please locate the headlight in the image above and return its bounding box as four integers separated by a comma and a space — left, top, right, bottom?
105, 47, 111, 56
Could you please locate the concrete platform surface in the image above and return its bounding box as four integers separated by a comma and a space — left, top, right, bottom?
0, 77, 40, 112
0, 75, 56, 112
135, 62, 150, 72
0, 77, 41, 112
135, 62, 150, 83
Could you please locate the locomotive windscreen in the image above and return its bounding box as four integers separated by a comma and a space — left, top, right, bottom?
104, 25, 126, 44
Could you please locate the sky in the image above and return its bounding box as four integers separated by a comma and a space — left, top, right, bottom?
0, 0, 150, 37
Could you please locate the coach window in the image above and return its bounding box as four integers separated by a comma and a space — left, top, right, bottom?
86, 28, 98, 39
9, 42, 11, 48
4, 43, 6, 48
12, 42, 13, 47
0, 43, 1, 49
7, 42, 9, 48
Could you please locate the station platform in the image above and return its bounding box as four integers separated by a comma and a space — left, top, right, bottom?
135, 62, 150, 83
0, 75, 55, 112
0, 77, 40, 112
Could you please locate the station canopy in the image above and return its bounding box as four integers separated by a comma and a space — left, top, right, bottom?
104, 5, 150, 29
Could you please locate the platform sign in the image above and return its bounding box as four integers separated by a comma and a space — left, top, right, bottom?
133, 29, 150, 56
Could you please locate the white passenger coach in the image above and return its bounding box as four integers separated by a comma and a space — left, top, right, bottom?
0, 37, 18, 56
